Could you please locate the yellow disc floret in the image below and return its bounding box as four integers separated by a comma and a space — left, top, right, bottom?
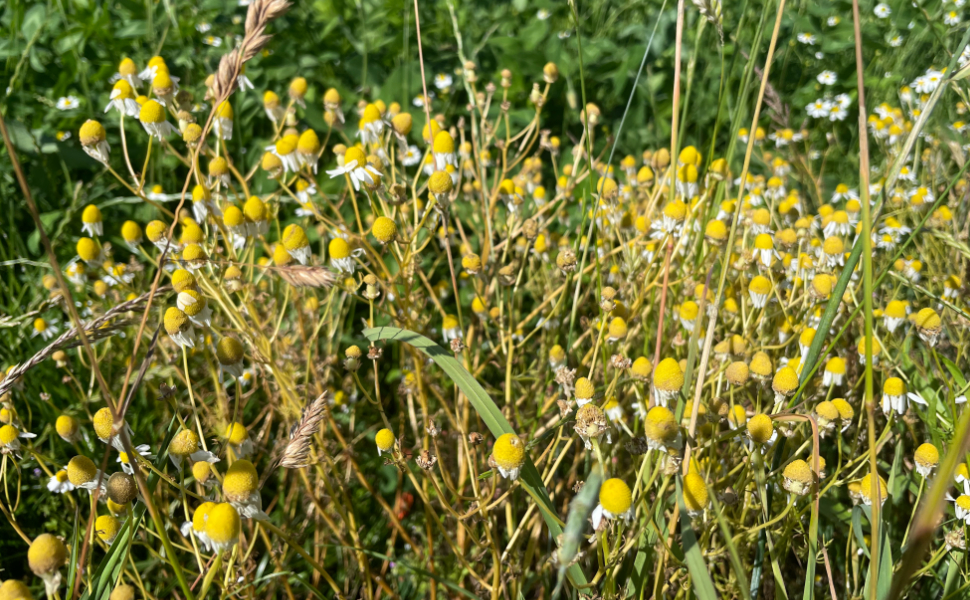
747, 414, 774, 444
222, 459, 259, 502
375, 428, 395, 453
28, 533, 67, 576
599, 478, 632, 515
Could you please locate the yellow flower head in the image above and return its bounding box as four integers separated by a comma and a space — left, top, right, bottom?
653, 358, 684, 393
217, 337, 244, 366
725, 361, 749, 386
328, 237, 352, 260
492, 433, 525, 479
831, 398, 854, 422
223, 459, 259, 502
169, 429, 201, 457
630, 357, 652, 380
28, 533, 67, 576
205, 502, 241, 551
599, 478, 632, 515
139, 99, 166, 124
76, 237, 100, 262
375, 428, 395, 454
163, 306, 190, 335
428, 170, 453, 196
683, 472, 710, 513
55, 415, 79, 441
95, 514, 122, 544
372, 216, 397, 243
772, 366, 799, 396
645, 406, 678, 445
171, 269, 197, 293
574, 377, 595, 401
914, 443, 939, 471
782, 459, 813, 495
67, 455, 98, 486
747, 414, 774, 444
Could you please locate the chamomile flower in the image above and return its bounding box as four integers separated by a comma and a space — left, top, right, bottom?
327, 146, 381, 191
93, 407, 133, 452
782, 459, 814, 496
401, 145, 422, 167
139, 100, 177, 140
806, 99, 831, 118
181, 501, 216, 551
817, 71, 838, 85
79, 120, 111, 164
66, 454, 103, 492
574, 403, 611, 449
104, 80, 140, 117
822, 357, 845, 387
592, 478, 633, 529
168, 429, 219, 470
31, 317, 59, 340
652, 358, 684, 406
282, 224, 311, 265
883, 300, 907, 332
28, 533, 68, 595
914, 442, 939, 477
748, 275, 771, 308
116, 444, 152, 474
263, 90, 284, 123
0, 424, 36, 457
95, 514, 122, 546
115, 57, 139, 87
177, 289, 212, 328
205, 502, 241, 553
213, 100, 233, 140
915, 307, 942, 346
56, 96, 81, 110
574, 377, 595, 407
881, 377, 907, 415
164, 306, 196, 348
357, 103, 384, 144
873, 3, 890, 18
288, 76, 308, 107
683, 472, 710, 516
375, 428, 396, 456
747, 413, 776, 448
328, 237, 363, 274
47, 469, 76, 494
644, 406, 679, 451
223, 459, 267, 520
441, 314, 461, 343
860, 473, 888, 506
216, 336, 245, 382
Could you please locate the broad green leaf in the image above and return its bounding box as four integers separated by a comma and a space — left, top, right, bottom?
362, 326, 587, 588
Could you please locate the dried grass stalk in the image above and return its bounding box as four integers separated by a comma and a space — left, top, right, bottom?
213, 0, 291, 98
279, 392, 330, 468
271, 265, 337, 289
0, 286, 172, 397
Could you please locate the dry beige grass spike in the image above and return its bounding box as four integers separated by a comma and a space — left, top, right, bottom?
279, 392, 330, 468
213, 0, 291, 98
270, 265, 338, 289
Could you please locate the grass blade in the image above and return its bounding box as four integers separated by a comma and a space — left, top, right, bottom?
362, 326, 588, 588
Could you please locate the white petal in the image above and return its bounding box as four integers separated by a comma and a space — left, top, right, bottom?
907, 392, 927, 405
591, 504, 604, 530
